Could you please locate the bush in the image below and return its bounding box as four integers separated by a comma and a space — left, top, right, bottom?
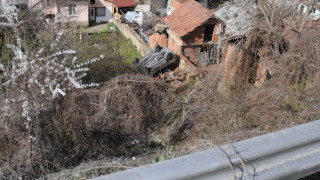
0, 75, 167, 179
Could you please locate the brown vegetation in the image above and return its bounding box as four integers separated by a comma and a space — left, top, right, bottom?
0, 75, 167, 179
161, 25, 320, 154
159, 1, 320, 155
1, 1, 320, 179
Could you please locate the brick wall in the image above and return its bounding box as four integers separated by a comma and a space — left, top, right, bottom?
182, 18, 219, 45
168, 36, 182, 53
212, 23, 221, 42
182, 26, 206, 45
167, 29, 183, 53
165, 18, 222, 65
183, 47, 202, 65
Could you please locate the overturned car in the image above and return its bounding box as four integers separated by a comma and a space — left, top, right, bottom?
137, 45, 180, 76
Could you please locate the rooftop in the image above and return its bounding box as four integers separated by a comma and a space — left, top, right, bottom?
110, 0, 136, 8
163, 0, 215, 38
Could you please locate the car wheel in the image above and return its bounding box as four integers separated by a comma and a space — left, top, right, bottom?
165, 52, 173, 61
154, 45, 161, 52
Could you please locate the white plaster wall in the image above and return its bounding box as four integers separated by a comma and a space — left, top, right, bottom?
73, 1, 89, 22
28, 0, 57, 14
56, 1, 88, 23
96, 6, 112, 23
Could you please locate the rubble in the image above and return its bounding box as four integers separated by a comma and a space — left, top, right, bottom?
214, 0, 258, 37
149, 33, 168, 49
154, 23, 168, 33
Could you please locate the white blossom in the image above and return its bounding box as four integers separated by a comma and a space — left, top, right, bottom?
0, 2, 102, 124
21, 101, 31, 121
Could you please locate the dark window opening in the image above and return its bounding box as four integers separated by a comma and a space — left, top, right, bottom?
90, 0, 95, 4
204, 25, 214, 42
91, 9, 94, 16
119, 8, 134, 15
97, 7, 106, 16
69, 4, 76, 15
229, 37, 244, 45
45, 14, 55, 20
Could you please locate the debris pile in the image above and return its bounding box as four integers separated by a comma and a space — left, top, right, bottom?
149, 33, 168, 48
214, 0, 258, 37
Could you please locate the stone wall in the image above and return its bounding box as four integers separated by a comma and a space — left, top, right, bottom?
113, 19, 151, 56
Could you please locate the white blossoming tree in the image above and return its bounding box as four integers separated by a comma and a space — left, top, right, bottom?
0, 1, 102, 178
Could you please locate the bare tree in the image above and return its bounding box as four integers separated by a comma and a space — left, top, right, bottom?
257, 0, 320, 56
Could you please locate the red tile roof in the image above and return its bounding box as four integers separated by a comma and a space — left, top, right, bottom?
111, 0, 136, 8
164, 0, 215, 38
171, 0, 189, 9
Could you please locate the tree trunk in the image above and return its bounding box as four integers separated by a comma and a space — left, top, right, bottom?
0, 33, 5, 64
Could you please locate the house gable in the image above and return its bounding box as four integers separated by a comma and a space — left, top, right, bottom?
163, 0, 214, 38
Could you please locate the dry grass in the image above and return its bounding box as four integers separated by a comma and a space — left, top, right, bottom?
162, 25, 320, 155
0, 75, 167, 179
2, 3, 320, 179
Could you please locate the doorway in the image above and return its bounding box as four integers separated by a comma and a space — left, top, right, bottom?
204, 25, 214, 42
89, 8, 96, 21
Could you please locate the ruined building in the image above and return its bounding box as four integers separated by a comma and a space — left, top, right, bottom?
163, 0, 224, 66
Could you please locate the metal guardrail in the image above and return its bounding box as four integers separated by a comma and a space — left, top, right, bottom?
91, 120, 320, 180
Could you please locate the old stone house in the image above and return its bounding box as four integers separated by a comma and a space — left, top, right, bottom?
163, 0, 224, 66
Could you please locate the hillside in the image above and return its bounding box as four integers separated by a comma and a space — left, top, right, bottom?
1, 0, 320, 179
